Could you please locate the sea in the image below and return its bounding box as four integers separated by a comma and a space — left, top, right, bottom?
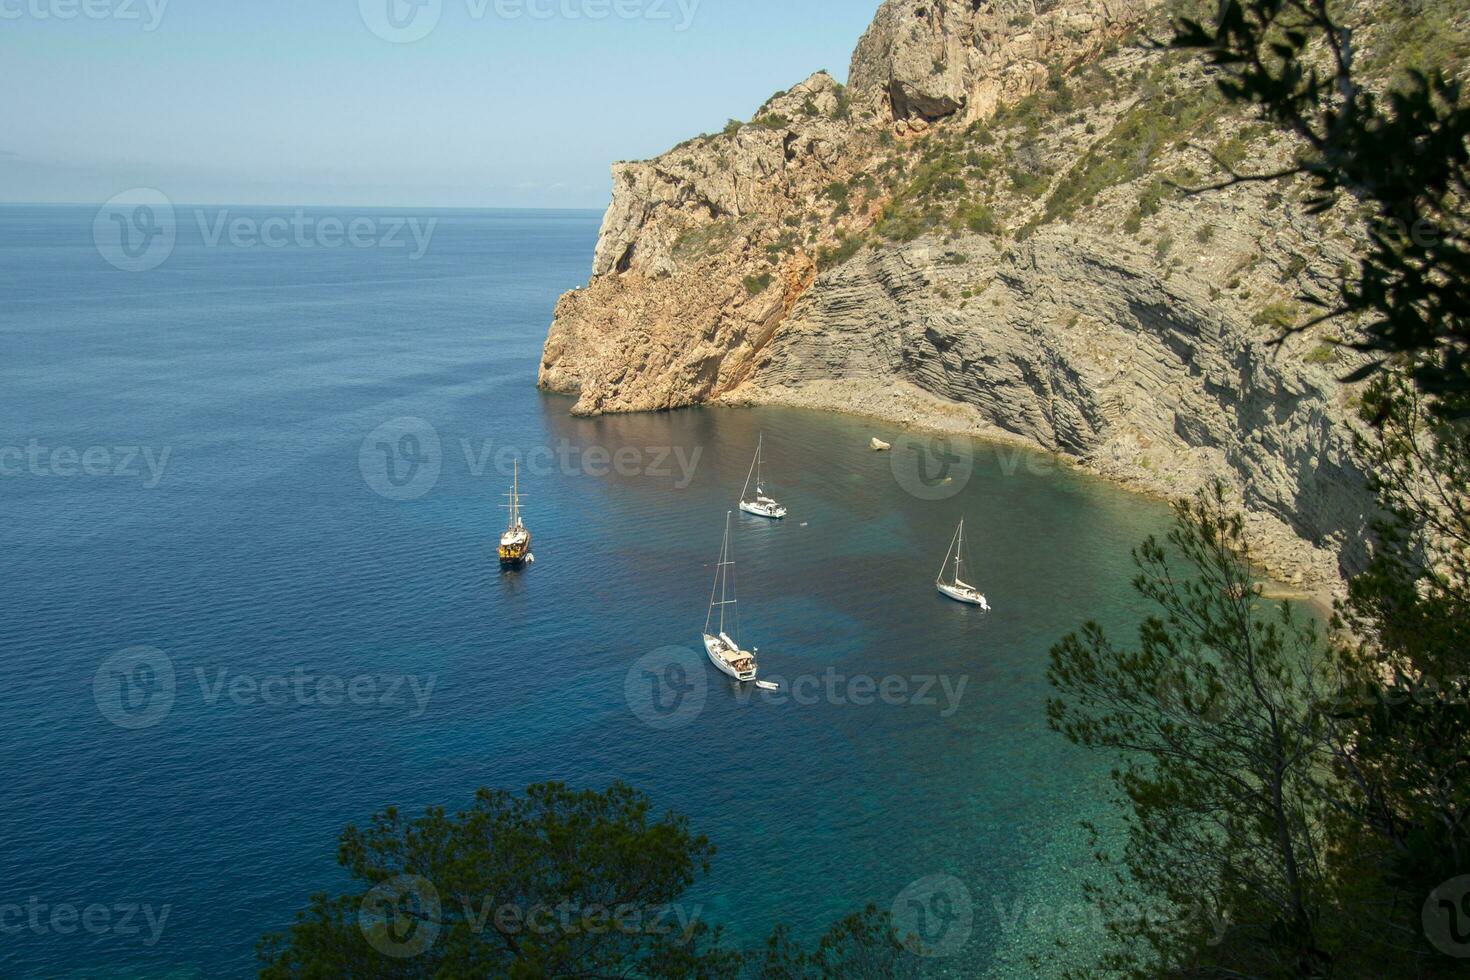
0, 204, 1175, 977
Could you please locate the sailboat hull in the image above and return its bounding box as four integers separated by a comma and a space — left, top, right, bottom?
937, 581, 989, 609
739, 499, 786, 519
703, 634, 758, 682
499, 531, 532, 567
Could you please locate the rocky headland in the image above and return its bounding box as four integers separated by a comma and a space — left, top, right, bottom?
536, 0, 1445, 589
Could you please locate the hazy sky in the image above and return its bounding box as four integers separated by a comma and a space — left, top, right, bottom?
1, 0, 878, 208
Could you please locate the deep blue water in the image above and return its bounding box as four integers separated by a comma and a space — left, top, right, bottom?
0, 204, 1173, 977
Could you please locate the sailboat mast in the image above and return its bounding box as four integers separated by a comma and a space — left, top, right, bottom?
505, 459, 524, 531
954, 518, 964, 584
707, 512, 738, 636
705, 537, 717, 636
938, 522, 961, 584
719, 514, 730, 635
741, 437, 759, 503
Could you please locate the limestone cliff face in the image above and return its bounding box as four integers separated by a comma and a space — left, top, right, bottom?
539, 0, 1155, 415
742, 232, 1367, 585
538, 0, 1379, 586
538, 71, 857, 413
847, 0, 1150, 124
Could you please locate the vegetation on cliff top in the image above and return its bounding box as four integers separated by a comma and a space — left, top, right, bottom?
793, 0, 1465, 371
1174, 0, 1470, 405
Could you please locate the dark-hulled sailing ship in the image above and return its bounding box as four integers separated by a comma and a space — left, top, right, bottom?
499, 460, 532, 568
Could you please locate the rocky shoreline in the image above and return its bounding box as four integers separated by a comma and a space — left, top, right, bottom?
722, 376, 1343, 603
539, 0, 1386, 595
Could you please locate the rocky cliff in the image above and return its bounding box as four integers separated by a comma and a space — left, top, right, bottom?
538, 0, 1417, 587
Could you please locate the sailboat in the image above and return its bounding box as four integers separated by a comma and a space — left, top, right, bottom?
738, 433, 787, 519
498, 460, 532, 568
703, 512, 760, 682
936, 518, 989, 609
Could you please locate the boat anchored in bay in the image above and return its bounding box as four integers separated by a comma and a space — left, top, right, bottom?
738, 433, 787, 520
702, 511, 777, 689
936, 518, 989, 610
499, 460, 533, 569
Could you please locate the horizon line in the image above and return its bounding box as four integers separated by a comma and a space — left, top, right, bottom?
0, 200, 608, 213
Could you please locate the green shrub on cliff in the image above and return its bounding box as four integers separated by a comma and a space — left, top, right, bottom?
818, 233, 864, 271
672, 220, 736, 262
1363, 0, 1469, 78
764, 232, 798, 262
1136, 178, 1175, 220
1041, 75, 1223, 225
876, 206, 944, 243
1211, 123, 1268, 170
1008, 165, 1051, 200
742, 273, 773, 296
954, 201, 999, 236
832, 83, 851, 121
903, 151, 967, 201
1304, 342, 1338, 365
1253, 300, 1297, 331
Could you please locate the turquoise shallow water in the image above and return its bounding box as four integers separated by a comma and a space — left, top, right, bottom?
0, 204, 1172, 977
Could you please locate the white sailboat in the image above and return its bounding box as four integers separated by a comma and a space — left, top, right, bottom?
703, 512, 760, 682
936, 518, 989, 609
738, 433, 787, 520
